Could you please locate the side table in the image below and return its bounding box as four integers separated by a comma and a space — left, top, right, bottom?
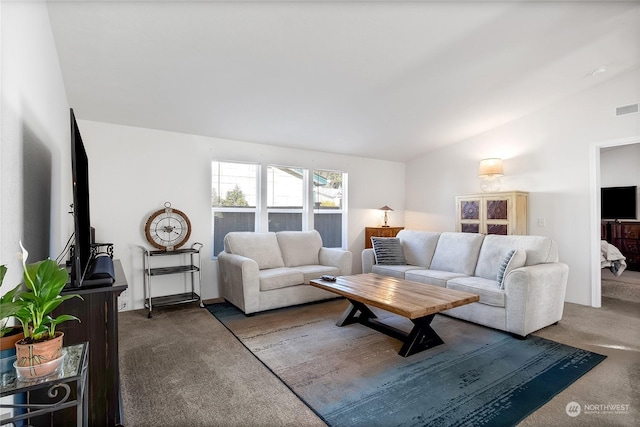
0, 342, 89, 426
365, 226, 404, 248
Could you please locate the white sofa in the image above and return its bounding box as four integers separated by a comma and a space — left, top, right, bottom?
218, 230, 352, 314
362, 230, 569, 337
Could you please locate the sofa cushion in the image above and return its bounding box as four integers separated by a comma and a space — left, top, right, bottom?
291, 265, 342, 284
371, 237, 406, 265
276, 230, 322, 267
396, 230, 441, 268
475, 235, 556, 280
429, 232, 484, 275
447, 276, 505, 307
497, 248, 526, 289
224, 232, 285, 270
259, 268, 304, 291
372, 264, 422, 279
404, 269, 468, 288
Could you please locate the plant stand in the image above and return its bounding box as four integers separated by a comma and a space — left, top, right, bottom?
0, 342, 88, 426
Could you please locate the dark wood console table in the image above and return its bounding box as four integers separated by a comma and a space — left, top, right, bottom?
49, 260, 128, 426
603, 222, 640, 271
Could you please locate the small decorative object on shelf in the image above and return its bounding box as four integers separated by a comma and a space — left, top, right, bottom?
144, 202, 192, 251
141, 242, 204, 318
90, 242, 114, 259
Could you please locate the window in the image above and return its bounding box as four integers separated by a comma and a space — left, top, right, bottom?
211, 161, 259, 257
313, 170, 345, 248
267, 166, 304, 232
212, 162, 347, 257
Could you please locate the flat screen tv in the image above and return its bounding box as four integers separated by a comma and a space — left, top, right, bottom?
601, 185, 638, 220
70, 108, 114, 287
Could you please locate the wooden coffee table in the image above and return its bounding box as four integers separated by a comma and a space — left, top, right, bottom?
310, 273, 479, 357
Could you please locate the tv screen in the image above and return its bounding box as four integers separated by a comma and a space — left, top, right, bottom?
70, 109, 115, 288
70, 108, 92, 286
601, 186, 638, 220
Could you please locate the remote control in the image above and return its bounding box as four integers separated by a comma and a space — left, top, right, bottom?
321, 275, 337, 282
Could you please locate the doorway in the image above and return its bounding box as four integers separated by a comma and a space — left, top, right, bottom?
590, 137, 640, 307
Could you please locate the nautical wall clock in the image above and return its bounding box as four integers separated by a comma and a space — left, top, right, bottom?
144, 202, 192, 251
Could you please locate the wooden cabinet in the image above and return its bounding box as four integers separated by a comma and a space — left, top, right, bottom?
54, 260, 128, 427
609, 222, 640, 271
455, 191, 528, 235
365, 227, 404, 248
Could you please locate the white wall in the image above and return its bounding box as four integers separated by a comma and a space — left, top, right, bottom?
0, 1, 70, 292
601, 144, 640, 187
0, 0, 70, 418
77, 120, 405, 310
405, 68, 639, 306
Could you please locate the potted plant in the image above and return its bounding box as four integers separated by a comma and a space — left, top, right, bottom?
12, 242, 82, 378
0, 265, 25, 355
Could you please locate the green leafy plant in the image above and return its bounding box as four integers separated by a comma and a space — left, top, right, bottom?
0, 265, 24, 337
12, 242, 82, 343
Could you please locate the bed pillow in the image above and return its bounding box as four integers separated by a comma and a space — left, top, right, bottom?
371, 237, 406, 265
497, 248, 526, 289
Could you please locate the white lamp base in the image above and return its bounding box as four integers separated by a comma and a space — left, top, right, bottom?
480, 176, 502, 192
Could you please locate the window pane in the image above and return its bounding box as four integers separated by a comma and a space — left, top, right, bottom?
212, 161, 258, 258
267, 166, 303, 208
212, 212, 255, 256
268, 213, 302, 232
314, 170, 342, 209
314, 170, 344, 247
314, 212, 342, 247
212, 161, 258, 208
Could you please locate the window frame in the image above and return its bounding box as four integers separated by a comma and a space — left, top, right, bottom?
211, 161, 347, 259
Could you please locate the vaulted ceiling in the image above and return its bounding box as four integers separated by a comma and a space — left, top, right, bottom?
47, 0, 639, 162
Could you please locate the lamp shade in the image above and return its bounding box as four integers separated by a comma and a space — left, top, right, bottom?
378, 205, 393, 211
478, 158, 504, 177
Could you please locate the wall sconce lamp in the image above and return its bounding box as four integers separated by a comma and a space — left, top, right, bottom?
379, 205, 393, 227
478, 158, 504, 192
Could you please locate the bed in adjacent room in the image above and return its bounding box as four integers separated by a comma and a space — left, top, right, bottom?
601, 240, 627, 277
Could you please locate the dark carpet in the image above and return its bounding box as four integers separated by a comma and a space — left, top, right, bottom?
207, 299, 606, 427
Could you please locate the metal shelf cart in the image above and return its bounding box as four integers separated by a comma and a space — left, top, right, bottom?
142, 242, 203, 318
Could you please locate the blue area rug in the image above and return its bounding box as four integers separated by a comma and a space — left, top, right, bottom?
207, 299, 606, 427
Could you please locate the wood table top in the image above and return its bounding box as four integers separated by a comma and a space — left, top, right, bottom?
310, 273, 479, 320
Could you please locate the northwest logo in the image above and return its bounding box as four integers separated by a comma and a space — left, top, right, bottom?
566, 401, 581, 417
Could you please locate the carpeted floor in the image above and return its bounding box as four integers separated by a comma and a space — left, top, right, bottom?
117, 304, 324, 427
118, 297, 640, 426
602, 268, 640, 303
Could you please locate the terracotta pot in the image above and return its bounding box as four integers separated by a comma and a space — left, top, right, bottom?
0, 327, 24, 352
15, 331, 64, 378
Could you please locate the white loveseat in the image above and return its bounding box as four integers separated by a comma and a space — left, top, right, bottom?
362, 230, 569, 337
219, 230, 352, 314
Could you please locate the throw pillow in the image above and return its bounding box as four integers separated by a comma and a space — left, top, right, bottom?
371, 237, 406, 265
497, 248, 526, 289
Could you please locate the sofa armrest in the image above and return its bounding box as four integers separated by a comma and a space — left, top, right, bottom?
217, 251, 261, 314
362, 248, 375, 273
319, 248, 353, 275
504, 262, 569, 337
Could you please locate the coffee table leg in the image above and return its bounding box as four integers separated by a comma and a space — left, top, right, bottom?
398, 314, 444, 357
337, 300, 377, 327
